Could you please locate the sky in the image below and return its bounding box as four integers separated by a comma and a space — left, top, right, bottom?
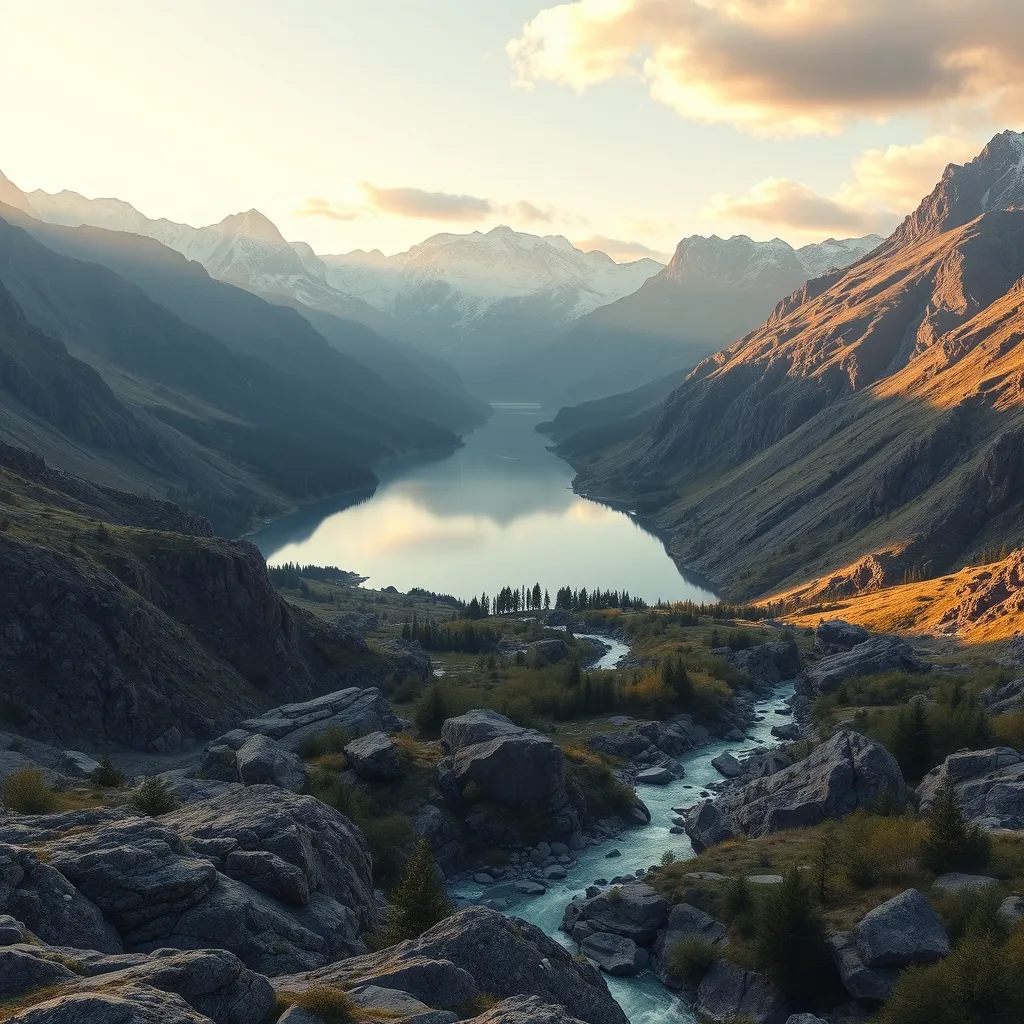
3, 0, 1023, 261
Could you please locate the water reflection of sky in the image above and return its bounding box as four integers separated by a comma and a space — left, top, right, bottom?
250, 405, 717, 604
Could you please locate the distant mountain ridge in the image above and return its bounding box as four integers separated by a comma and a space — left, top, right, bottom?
564, 130, 1024, 602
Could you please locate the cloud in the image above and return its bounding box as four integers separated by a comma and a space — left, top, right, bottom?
293, 197, 360, 221
360, 183, 493, 221
507, 199, 555, 223
574, 234, 670, 262
508, 0, 1024, 136
703, 133, 982, 236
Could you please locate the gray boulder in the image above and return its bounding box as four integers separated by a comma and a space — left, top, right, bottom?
801, 636, 929, 695
350, 983, 457, 1024
0, 947, 77, 995
588, 716, 710, 762
467, 996, 589, 1024
710, 730, 906, 837
770, 723, 802, 742
281, 907, 628, 1024
683, 801, 739, 854
0, 912, 22, 944
234, 735, 307, 792
3, 984, 215, 1024
854, 889, 949, 968
224, 850, 310, 905
711, 753, 743, 779
442, 710, 579, 836
579, 931, 648, 975
787, 1016, 829, 1024
917, 748, 1024, 828
344, 732, 402, 782
998, 896, 1024, 930
720, 642, 802, 688
979, 676, 1024, 716
931, 873, 1000, 894
828, 931, 899, 1002
562, 883, 667, 945
0, 841, 122, 953
814, 620, 869, 655
696, 960, 788, 1024
635, 766, 673, 785
652, 903, 728, 987
55, 751, 101, 779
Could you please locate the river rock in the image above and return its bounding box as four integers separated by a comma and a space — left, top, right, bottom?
652, 904, 728, 987
442, 710, 580, 837
854, 889, 949, 968
770, 723, 801, 742
711, 753, 743, 779
234, 735, 307, 792
579, 931, 649, 975
917, 747, 1024, 828
814, 620, 869, 655
800, 636, 929, 695
562, 883, 667, 945
695, 960, 788, 1024
344, 732, 402, 782
589, 716, 709, 763
828, 931, 899, 1002
683, 801, 739, 853
708, 730, 906, 837
636, 766, 673, 785
276, 907, 629, 1024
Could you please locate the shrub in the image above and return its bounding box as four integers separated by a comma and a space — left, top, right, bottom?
275, 986, 355, 1024
607, 886, 624, 904
921, 781, 991, 874
2, 767, 59, 814
297, 726, 351, 760
90, 754, 126, 788
661, 849, 677, 867
129, 777, 178, 816
414, 684, 448, 738
379, 839, 451, 944
668, 937, 719, 984
754, 867, 830, 1002
361, 813, 417, 890
718, 874, 754, 926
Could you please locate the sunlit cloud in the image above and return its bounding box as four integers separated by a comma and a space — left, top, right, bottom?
508, 199, 555, 223
508, 0, 1024, 137
360, 183, 494, 221
574, 234, 670, 263
702, 134, 982, 236
293, 197, 360, 221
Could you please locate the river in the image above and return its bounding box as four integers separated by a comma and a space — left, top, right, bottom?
249, 403, 717, 605
451, 648, 794, 1024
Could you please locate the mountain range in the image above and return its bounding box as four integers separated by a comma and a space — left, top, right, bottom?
9, 173, 881, 405
559, 130, 1024, 602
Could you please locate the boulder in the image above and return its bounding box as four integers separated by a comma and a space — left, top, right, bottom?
814, 620, 869, 656
683, 802, 739, 854
998, 896, 1024, 930
375, 638, 433, 680
652, 903, 728, 986
442, 710, 579, 836
854, 889, 949, 968
467, 996, 590, 1024
529, 639, 569, 663
55, 750, 101, 779
0, 913, 22, 945
828, 931, 899, 1002
223, 850, 310, 905
0, 841, 122, 953
696, 960, 788, 1024
709, 730, 906, 838
579, 931, 648, 975
917, 748, 1024, 828
801, 636, 929, 695
234, 735, 307, 792
635, 766, 673, 785
0, 947, 77, 995
979, 676, 1024, 716
226, 687, 401, 753
720, 642, 802, 688
589, 716, 710, 762
344, 732, 402, 782
3, 984, 215, 1024
279, 907, 628, 1024
711, 753, 743, 779
931, 873, 1000, 894
770, 723, 802, 742
786, 1017, 829, 1024
561, 883, 667, 945
349, 983, 457, 1024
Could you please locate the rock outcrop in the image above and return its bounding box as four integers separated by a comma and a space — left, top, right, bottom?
800, 637, 929, 696
917, 747, 1024, 828
814, 620, 870, 656
695, 960, 788, 1024
682, 802, 739, 854
442, 710, 581, 837
854, 889, 950, 967
276, 907, 628, 1024
652, 903, 728, 987
345, 732, 402, 782
719, 641, 802, 689
689, 730, 905, 840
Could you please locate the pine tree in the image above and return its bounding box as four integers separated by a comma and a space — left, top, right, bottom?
543, 589, 550, 610
382, 839, 451, 943
414, 684, 448, 738
921, 779, 991, 873
755, 867, 829, 1002
889, 698, 932, 781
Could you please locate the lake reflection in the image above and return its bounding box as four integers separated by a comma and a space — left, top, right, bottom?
250, 404, 717, 604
